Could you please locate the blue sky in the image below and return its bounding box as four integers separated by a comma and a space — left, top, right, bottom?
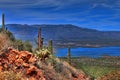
0, 0, 120, 31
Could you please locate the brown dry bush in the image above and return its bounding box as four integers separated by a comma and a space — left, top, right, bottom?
0, 33, 12, 52
36, 57, 89, 80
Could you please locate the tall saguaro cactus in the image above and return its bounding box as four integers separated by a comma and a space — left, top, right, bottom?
2, 13, 5, 31
68, 47, 71, 64
38, 28, 43, 49
48, 40, 53, 54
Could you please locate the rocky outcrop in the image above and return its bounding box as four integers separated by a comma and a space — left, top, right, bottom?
0, 48, 46, 80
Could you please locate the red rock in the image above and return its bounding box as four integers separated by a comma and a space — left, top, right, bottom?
72, 73, 87, 80
23, 63, 29, 68
29, 77, 36, 80
15, 59, 24, 66
0, 66, 3, 71
0, 48, 42, 79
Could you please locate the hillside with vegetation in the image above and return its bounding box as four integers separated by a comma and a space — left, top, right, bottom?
0, 14, 120, 80
60, 56, 120, 79
0, 29, 91, 80
0, 26, 120, 80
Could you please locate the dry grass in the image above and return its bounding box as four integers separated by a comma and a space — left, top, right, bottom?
36, 56, 87, 80
0, 71, 24, 80
98, 69, 120, 80
0, 33, 12, 52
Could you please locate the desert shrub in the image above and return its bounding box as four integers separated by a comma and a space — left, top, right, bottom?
0, 71, 24, 80
47, 57, 57, 66
46, 57, 64, 73
13, 40, 33, 52
0, 33, 12, 52
99, 69, 120, 80
0, 29, 16, 52
0, 28, 15, 41
78, 65, 119, 79
13, 40, 23, 50
35, 48, 51, 60
0, 29, 33, 52
23, 41, 33, 52
5, 31, 15, 41
0, 28, 2, 32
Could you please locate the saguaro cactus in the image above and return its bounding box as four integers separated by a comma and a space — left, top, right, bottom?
68, 47, 71, 64
2, 13, 5, 31
38, 28, 43, 49
48, 40, 53, 54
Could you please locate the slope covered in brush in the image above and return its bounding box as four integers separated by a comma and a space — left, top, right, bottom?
0, 48, 90, 80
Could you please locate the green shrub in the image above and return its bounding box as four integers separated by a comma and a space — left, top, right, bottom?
23, 41, 33, 52
79, 65, 118, 79
35, 48, 51, 60
13, 40, 33, 52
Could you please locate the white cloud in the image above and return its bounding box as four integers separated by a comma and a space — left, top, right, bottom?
0, 0, 72, 9
92, 3, 113, 9
0, 0, 95, 9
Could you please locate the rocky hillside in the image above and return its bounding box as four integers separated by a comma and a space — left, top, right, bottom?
0, 48, 90, 80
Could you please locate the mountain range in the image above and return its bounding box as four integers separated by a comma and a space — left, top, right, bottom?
6, 24, 120, 47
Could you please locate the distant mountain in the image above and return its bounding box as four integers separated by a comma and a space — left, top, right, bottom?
6, 24, 120, 47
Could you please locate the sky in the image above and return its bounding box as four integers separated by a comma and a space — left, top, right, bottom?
0, 0, 120, 31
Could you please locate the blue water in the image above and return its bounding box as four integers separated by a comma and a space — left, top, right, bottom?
54, 47, 120, 57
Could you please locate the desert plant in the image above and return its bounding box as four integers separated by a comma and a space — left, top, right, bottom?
35, 48, 51, 60
0, 28, 2, 32
0, 33, 12, 52
99, 69, 120, 80
5, 31, 15, 41
13, 40, 23, 50
2, 13, 5, 32
0, 71, 24, 80
38, 28, 43, 49
23, 40, 33, 52
68, 47, 71, 64
48, 40, 53, 54
13, 40, 33, 52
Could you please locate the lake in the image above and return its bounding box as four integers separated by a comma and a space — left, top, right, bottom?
54, 47, 120, 57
